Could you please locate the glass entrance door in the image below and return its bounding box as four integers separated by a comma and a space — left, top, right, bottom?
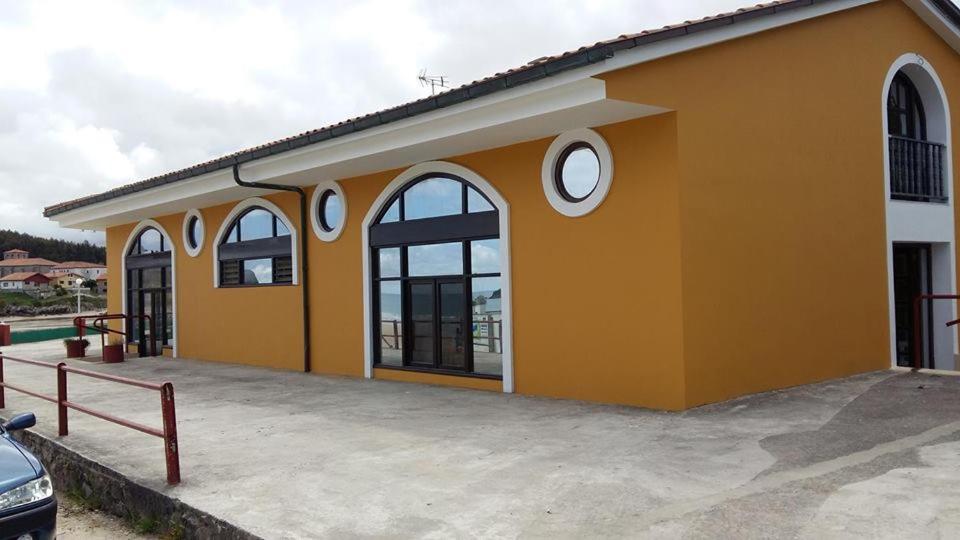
139, 289, 164, 356
404, 279, 467, 371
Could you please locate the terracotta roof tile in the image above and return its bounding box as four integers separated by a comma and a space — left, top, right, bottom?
0, 258, 59, 267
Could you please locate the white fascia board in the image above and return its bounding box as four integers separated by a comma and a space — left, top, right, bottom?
904, 0, 960, 53
51, 0, 881, 230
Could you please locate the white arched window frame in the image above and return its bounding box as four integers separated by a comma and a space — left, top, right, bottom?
211, 197, 299, 287
121, 219, 178, 357
360, 161, 515, 392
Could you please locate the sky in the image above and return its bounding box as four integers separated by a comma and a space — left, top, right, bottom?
0, 0, 752, 245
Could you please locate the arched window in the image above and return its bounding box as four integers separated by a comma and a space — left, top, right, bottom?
218, 206, 293, 286
125, 226, 173, 352
888, 72, 927, 140
886, 69, 945, 202
370, 174, 503, 377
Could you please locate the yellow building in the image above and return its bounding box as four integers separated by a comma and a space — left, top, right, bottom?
44, 0, 960, 410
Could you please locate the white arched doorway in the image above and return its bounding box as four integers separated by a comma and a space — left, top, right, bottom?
882, 53, 956, 370
121, 219, 178, 357
361, 161, 515, 392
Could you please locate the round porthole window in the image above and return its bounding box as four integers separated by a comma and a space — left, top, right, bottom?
310, 180, 347, 242
318, 190, 342, 232
182, 209, 205, 257
541, 128, 613, 217
555, 142, 600, 202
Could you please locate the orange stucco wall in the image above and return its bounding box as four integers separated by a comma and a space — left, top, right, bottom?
107, 111, 686, 410
105, 0, 960, 410
602, 0, 960, 407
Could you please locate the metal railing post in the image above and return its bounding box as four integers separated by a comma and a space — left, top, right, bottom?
57, 363, 68, 436
160, 382, 180, 485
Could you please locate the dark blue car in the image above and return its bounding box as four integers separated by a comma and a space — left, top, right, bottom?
0, 413, 56, 540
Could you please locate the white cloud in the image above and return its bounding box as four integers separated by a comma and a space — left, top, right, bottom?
0, 0, 749, 245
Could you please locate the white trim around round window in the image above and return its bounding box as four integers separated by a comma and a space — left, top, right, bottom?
310, 180, 347, 242
182, 209, 205, 258
541, 128, 614, 217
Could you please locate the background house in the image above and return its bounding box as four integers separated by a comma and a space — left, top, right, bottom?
0, 272, 51, 291
51, 261, 107, 280
0, 249, 58, 278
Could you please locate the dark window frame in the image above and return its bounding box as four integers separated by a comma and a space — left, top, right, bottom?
218, 206, 294, 287
317, 189, 340, 232
887, 72, 927, 141
554, 141, 601, 203
370, 173, 502, 379
125, 227, 173, 348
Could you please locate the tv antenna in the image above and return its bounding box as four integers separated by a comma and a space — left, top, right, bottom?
418, 69, 450, 95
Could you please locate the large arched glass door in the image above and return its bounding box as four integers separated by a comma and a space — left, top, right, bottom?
126, 227, 173, 355
370, 174, 503, 378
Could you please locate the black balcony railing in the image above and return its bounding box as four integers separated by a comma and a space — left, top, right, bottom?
889, 136, 948, 202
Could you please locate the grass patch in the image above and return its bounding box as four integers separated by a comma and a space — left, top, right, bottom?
0, 291, 39, 307
66, 485, 103, 511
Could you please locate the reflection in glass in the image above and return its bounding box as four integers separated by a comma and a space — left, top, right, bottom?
408, 242, 463, 277
471, 276, 503, 376
559, 145, 600, 200
243, 258, 272, 284
379, 280, 402, 366
142, 268, 162, 289
409, 282, 435, 366
470, 239, 500, 274
380, 198, 400, 223
320, 191, 342, 231
276, 218, 290, 237
139, 228, 163, 254
165, 291, 174, 343
378, 248, 401, 278
439, 281, 465, 369
239, 209, 274, 241
404, 177, 462, 220
467, 187, 494, 213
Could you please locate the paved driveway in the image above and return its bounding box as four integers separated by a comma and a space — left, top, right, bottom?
2, 340, 959, 538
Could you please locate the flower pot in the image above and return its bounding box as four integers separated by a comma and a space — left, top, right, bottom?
65, 340, 86, 358
102, 344, 124, 363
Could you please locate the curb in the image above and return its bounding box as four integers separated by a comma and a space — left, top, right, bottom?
8, 426, 260, 540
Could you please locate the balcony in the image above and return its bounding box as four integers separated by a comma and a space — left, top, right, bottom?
889, 136, 948, 202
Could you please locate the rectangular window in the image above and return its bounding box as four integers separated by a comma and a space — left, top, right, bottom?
408, 242, 463, 277
470, 239, 500, 274
378, 280, 402, 366
274, 257, 293, 284
378, 248, 401, 278
242, 258, 272, 285
221, 260, 241, 286
471, 276, 502, 376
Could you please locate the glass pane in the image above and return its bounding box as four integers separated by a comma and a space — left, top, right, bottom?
129, 293, 140, 342
139, 228, 163, 254
408, 242, 463, 277
379, 198, 400, 224
559, 146, 600, 200
378, 248, 401, 278
242, 258, 273, 284
239, 209, 274, 242
439, 281, 466, 370
409, 282, 435, 366
471, 276, 502, 376
224, 224, 239, 244
142, 267, 162, 289
470, 239, 500, 274
276, 217, 290, 237
378, 280, 403, 366
404, 177, 462, 220
467, 187, 494, 213
142, 293, 153, 341
187, 217, 202, 249
128, 269, 140, 290
164, 290, 174, 344
320, 191, 343, 231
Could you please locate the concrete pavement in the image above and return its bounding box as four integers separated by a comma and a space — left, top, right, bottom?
1, 339, 958, 538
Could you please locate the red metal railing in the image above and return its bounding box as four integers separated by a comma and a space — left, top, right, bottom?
0, 352, 180, 485
912, 294, 960, 370
74, 313, 156, 359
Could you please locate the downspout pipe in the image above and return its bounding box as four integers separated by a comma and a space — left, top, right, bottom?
233, 163, 311, 373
